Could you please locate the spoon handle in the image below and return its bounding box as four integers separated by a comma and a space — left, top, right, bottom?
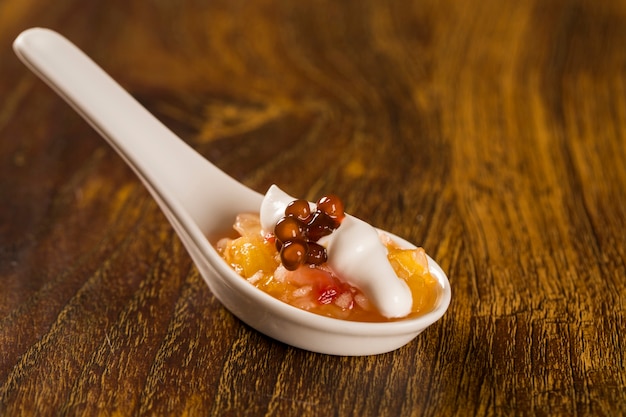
13, 28, 256, 231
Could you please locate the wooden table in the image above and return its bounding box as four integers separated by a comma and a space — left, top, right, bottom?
1, 1, 625, 415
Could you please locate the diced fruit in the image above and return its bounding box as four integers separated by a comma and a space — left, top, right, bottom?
217, 214, 279, 278
218, 235, 278, 278
217, 212, 441, 322
233, 212, 264, 237
387, 247, 429, 279
387, 247, 439, 314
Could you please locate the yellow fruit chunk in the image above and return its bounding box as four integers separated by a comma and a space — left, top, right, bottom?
217, 214, 279, 279
220, 236, 279, 278
387, 247, 439, 314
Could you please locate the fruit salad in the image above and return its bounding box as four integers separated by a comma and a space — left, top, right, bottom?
216, 186, 441, 322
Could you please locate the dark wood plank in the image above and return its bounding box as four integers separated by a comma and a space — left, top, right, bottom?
1, 0, 625, 415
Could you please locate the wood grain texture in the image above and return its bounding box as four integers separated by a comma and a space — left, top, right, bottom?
1, 0, 625, 415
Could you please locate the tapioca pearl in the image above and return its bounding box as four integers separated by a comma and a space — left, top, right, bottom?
280, 240, 309, 271
316, 194, 345, 226
274, 216, 306, 243
306, 242, 327, 265
306, 210, 336, 241
285, 199, 312, 223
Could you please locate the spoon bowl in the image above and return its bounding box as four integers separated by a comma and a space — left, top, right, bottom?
13, 28, 451, 356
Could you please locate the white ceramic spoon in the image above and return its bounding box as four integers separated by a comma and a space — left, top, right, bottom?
13, 27, 451, 356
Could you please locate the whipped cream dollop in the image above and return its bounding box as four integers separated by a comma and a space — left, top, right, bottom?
260, 185, 413, 318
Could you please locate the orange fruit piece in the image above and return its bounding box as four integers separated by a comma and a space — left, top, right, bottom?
387, 247, 439, 314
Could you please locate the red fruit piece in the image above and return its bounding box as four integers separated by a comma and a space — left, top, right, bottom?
317, 286, 338, 305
